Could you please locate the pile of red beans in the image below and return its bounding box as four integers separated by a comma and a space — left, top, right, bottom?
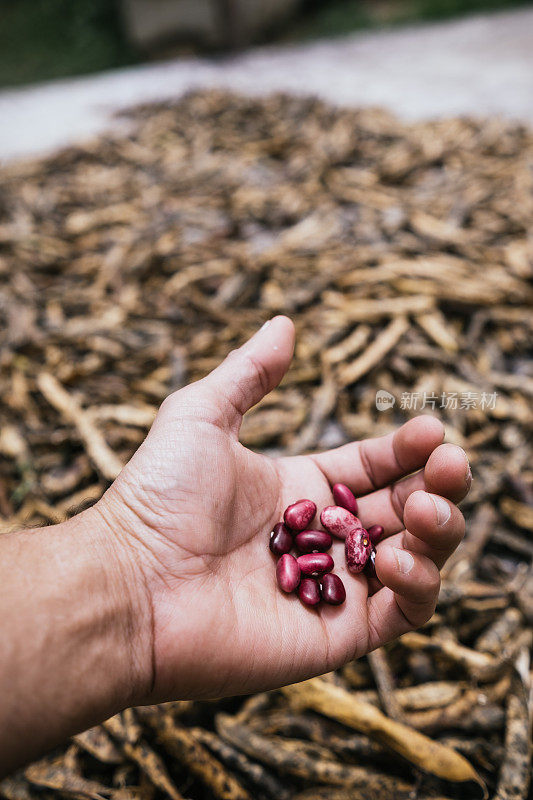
270, 483, 384, 608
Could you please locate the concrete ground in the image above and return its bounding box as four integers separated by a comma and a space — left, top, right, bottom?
1, 8, 532, 164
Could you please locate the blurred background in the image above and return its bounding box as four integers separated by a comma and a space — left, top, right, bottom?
0, 0, 531, 88
1, 2, 532, 799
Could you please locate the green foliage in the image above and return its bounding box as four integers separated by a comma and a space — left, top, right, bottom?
0, 0, 530, 88
289, 0, 532, 40
409, 0, 531, 21
0, 0, 136, 88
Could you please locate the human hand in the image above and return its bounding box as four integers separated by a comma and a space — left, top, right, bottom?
99, 316, 470, 704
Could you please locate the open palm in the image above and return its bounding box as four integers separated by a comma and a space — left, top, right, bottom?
100, 317, 469, 704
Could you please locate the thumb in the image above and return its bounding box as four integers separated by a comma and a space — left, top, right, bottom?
200, 316, 295, 435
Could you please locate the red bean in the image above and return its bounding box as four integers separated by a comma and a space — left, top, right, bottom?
284, 499, 317, 531
297, 552, 334, 576
294, 529, 332, 553
320, 505, 363, 540
367, 524, 384, 545
269, 523, 293, 556
276, 554, 300, 593
320, 573, 346, 605
298, 578, 321, 607
332, 483, 359, 516
345, 528, 373, 574
365, 548, 377, 578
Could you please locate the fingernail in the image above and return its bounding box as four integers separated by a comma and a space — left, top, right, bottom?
428, 493, 451, 526
394, 548, 414, 574
465, 462, 472, 490
457, 447, 472, 490
260, 319, 272, 331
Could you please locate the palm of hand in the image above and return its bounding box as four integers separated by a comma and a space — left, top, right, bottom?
102, 317, 468, 703
112, 404, 363, 701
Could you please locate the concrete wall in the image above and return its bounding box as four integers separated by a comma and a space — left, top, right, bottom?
122, 0, 300, 48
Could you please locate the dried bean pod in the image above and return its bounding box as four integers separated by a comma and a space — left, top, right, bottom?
269, 523, 293, 556
298, 553, 334, 576
332, 483, 359, 516
321, 506, 363, 540
367, 524, 384, 545
295, 530, 332, 553
276, 554, 300, 593
320, 573, 346, 605
284, 500, 317, 532
345, 529, 372, 574
298, 578, 321, 607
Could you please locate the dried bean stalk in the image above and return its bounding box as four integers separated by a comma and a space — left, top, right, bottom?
293, 783, 455, 800
217, 714, 383, 787
103, 713, 184, 800
25, 758, 111, 800
367, 648, 407, 722
73, 726, 123, 764
191, 727, 291, 800
282, 678, 486, 791
493, 664, 531, 800
138, 709, 252, 800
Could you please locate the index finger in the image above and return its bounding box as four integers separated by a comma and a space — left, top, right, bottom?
311, 415, 445, 495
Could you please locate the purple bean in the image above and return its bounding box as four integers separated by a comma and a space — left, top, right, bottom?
320, 505, 363, 540
298, 578, 321, 607
294, 529, 332, 553
276, 554, 300, 593
284, 499, 317, 531
269, 523, 293, 556
367, 524, 384, 545
345, 528, 373, 574
332, 483, 359, 516
320, 573, 346, 605
297, 552, 334, 576
365, 547, 377, 579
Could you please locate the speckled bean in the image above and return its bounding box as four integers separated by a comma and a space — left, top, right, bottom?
284, 499, 317, 531
345, 528, 373, 574
320, 505, 363, 540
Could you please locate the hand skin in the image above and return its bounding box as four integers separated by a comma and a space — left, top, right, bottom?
0, 316, 470, 774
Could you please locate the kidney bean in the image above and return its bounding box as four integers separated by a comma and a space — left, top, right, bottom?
276, 554, 300, 593
269, 523, 293, 556
320, 505, 363, 540
284, 499, 317, 531
332, 483, 359, 516
320, 573, 346, 605
297, 552, 334, 575
294, 529, 332, 553
298, 578, 321, 607
367, 524, 384, 545
365, 548, 377, 578
345, 528, 373, 574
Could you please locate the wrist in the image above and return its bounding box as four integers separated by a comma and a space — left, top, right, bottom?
77, 499, 155, 708
0, 506, 153, 773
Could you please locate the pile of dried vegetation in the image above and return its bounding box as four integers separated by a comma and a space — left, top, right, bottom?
0, 91, 532, 800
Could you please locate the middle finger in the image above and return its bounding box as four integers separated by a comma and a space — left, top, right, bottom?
378, 490, 465, 570
356, 443, 471, 536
